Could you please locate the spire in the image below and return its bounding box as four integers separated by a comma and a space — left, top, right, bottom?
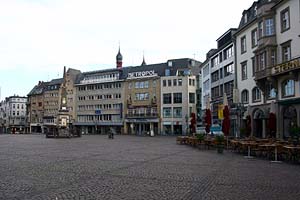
141, 52, 146, 66
116, 43, 123, 69
63, 66, 66, 78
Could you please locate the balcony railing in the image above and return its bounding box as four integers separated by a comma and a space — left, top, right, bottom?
126, 113, 158, 118
254, 68, 272, 81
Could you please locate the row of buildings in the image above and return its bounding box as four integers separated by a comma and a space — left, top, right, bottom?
25, 57, 201, 136
1, 0, 299, 138
202, 0, 300, 139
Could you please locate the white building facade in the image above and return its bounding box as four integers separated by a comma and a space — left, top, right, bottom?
161, 73, 197, 135
0, 96, 27, 133
236, 0, 300, 138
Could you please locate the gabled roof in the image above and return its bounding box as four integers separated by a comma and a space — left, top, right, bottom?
48, 78, 63, 85
27, 81, 49, 96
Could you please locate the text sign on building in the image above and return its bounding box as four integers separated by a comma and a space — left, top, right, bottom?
127, 70, 157, 79
95, 110, 101, 115
272, 57, 300, 75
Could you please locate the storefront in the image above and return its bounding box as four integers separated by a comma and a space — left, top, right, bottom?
125, 119, 159, 136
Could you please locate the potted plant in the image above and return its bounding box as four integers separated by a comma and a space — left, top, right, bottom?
196, 133, 205, 142
215, 134, 225, 153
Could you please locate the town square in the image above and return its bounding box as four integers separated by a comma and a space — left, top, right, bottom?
0, 134, 300, 200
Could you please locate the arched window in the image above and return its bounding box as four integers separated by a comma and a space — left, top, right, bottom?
282, 79, 295, 97
252, 87, 261, 102
241, 90, 249, 104
267, 82, 276, 99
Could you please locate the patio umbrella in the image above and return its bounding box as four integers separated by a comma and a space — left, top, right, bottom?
268, 101, 276, 138
222, 93, 230, 136
222, 93, 230, 149
205, 109, 212, 134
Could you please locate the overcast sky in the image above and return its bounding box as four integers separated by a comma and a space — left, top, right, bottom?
0, 0, 255, 100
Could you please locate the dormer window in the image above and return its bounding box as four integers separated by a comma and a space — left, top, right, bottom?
244, 13, 248, 23
254, 6, 257, 16
168, 61, 172, 67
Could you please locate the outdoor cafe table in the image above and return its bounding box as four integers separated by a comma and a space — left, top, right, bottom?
259, 143, 282, 163
239, 141, 258, 159
283, 145, 300, 162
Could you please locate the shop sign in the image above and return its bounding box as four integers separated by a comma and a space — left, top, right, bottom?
272, 57, 300, 75
127, 70, 157, 79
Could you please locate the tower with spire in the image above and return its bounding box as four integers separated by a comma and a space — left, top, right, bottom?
141, 52, 146, 66
116, 46, 123, 69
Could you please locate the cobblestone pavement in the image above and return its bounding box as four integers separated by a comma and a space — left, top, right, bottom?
0, 134, 300, 200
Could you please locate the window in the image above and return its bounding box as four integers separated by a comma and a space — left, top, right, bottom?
153, 80, 156, 87
173, 79, 177, 86
178, 79, 182, 86
219, 68, 223, 79
225, 81, 233, 95
282, 41, 291, 62
219, 53, 223, 63
282, 79, 295, 97
258, 21, 263, 38
241, 62, 247, 80
211, 56, 219, 67
251, 28, 258, 47
271, 49, 277, 66
128, 83, 132, 89
165, 69, 170, 76
173, 93, 182, 104
173, 107, 182, 118
144, 81, 149, 88
224, 46, 233, 60
211, 71, 219, 83
168, 80, 172, 86
189, 79, 192, 86
163, 93, 172, 104
281, 7, 290, 32
224, 63, 234, 77
241, 36, 247, 54
135, 93, 149, 101
163, 80, 167, 87
259, 52, 266, 70
265, 18, 275, 36
252, 57, 256, 77
220, 85, 224, 96
241, 90, 249, 104
244, 13, 248, 23
212, 87, 219, 98
252, 87, 261, 102
267, 83, 276, 99
189, 93, 195, 103
163, 108, 172, 118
